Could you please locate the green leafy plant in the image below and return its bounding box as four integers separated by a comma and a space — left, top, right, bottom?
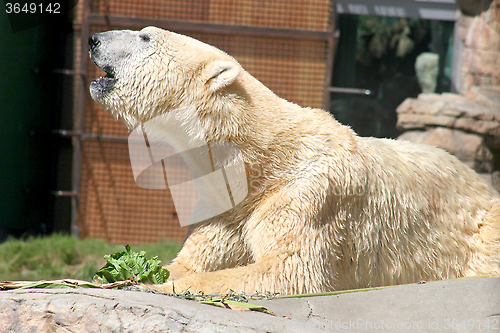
93, 245, 169, 284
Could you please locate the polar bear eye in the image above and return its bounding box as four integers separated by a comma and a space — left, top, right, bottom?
139, 34, 151, 42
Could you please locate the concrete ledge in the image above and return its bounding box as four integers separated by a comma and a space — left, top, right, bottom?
1, 277, 499, 332
255, 277, 500, 332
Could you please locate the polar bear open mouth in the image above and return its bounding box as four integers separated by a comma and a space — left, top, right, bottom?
88, 32, 119, 100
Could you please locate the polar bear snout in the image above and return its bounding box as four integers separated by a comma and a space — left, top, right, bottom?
88, 32, 109, 69
88, 35, 100, 53
88, 31, 124, 74
89, 29, 159, 105
88, 31, 123, 102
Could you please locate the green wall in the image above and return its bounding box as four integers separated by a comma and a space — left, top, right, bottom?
0, 10, 72, 237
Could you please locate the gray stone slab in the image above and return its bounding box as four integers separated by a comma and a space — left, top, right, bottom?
0, 277, 499, 332
254, 277, 500, 332
0, 287, 317, 333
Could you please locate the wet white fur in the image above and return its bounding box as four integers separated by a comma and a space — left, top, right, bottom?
91, 27, 500, 295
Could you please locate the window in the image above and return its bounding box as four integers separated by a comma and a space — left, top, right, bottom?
330, 0, 457, 138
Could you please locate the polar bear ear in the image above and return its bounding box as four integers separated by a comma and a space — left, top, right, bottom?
205, 61, 240, 91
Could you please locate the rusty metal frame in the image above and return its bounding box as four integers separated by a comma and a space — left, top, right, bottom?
70, 0, 92, 237
89, 14, 335, 41
323, 0, 338, 110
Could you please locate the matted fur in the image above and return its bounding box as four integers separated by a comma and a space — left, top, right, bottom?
89, 27, 500, 295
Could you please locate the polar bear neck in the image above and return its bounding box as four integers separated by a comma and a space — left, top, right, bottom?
192, 70, 359, 177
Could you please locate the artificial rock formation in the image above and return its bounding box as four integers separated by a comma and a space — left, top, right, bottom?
396, 88, 500, 176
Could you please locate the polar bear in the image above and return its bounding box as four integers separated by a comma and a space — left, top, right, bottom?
89, 27, 500, 295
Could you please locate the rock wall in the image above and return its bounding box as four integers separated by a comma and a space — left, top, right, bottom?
396, 0, 500, 189
458, 0, 500, 93
396, 89, 500, 173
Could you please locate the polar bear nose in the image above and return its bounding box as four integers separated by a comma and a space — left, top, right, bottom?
89, 35, 100, 51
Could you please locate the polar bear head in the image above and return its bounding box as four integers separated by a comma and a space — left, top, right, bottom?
89, 27, 244, 130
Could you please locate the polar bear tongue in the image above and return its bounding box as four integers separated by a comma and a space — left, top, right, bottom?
103, 66, 115, 78
94, 65, 116, 83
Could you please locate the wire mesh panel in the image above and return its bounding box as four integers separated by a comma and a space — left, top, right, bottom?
91, 0, 331, 31
79, 140, 187, 242
75, 0, 334, 243
188, 33, 328, 108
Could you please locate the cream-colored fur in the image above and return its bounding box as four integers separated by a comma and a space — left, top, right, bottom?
89, 26, 500, 295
